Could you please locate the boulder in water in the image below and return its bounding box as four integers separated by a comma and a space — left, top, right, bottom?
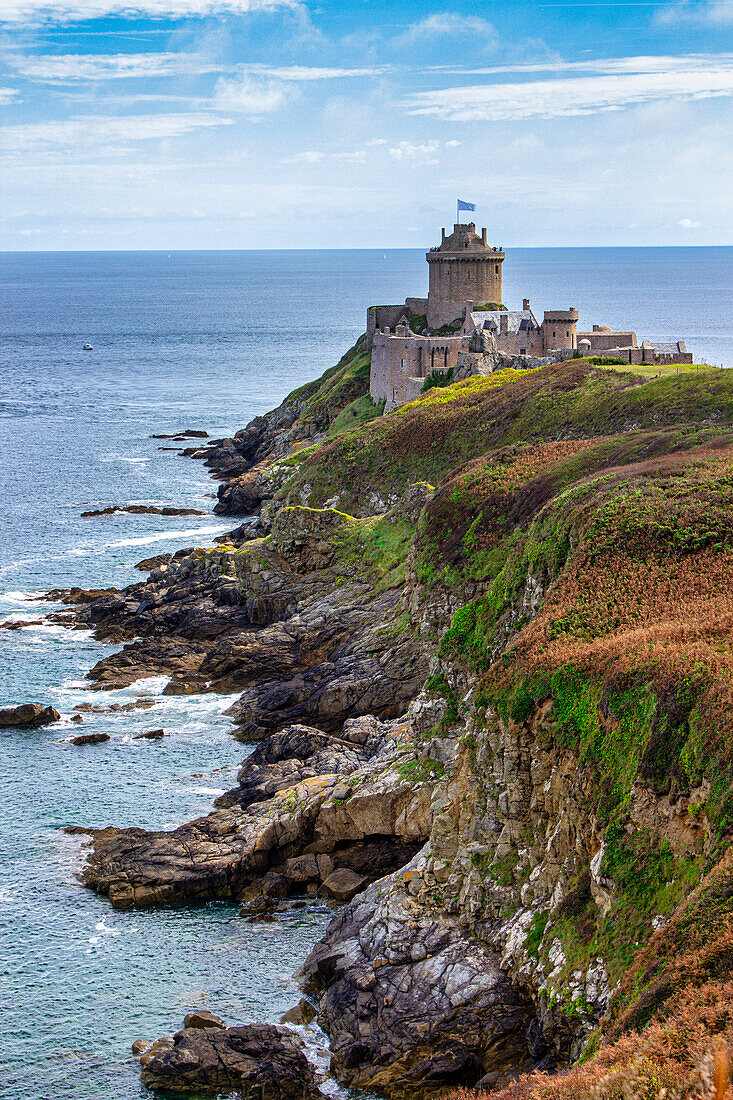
280, 999, 316, 1026
320, 867, 368, 902
70, 732, 110, 746
139, 1021, 327, 1099
0, 703, 61, 729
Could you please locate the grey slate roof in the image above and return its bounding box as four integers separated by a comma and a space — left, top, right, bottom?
471, 309, 538, 335
649, 341, 687, 355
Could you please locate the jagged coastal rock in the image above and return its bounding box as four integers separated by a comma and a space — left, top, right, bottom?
137, 1021, 327, 1099
0, 703, 61, 728
66, 336, 733, 1099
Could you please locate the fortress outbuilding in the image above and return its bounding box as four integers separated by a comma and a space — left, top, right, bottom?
368, 222, 692, 411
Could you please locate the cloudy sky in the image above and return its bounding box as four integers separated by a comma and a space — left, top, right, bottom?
1, 0, 732, 248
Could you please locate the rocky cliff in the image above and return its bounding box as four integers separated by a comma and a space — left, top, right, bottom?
68, 348, 733, 1099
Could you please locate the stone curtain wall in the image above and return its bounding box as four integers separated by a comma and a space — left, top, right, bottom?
370, 331, 470, 410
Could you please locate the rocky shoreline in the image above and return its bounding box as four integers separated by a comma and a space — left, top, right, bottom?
52, 342, 733, 1098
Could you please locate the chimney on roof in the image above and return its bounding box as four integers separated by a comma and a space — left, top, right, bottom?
441, 227, 446, 242
481, 228, 487, 245
523, 298, 530, 311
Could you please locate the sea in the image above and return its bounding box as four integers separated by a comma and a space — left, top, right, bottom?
0, 246, 731, 1100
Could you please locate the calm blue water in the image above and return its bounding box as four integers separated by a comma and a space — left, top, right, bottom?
0, 247, 731, 1100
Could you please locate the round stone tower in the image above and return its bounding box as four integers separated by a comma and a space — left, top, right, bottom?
426, 222, 504, 330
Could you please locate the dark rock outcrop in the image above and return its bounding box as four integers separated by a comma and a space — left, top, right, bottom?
82, 716, 431, 909
138, 1022, 326, 1099
81, 504, 206, 517
0, 703, 61, 728
71, 732, 110, 746
151, 429, 209, 439
298, 872, 537, 1099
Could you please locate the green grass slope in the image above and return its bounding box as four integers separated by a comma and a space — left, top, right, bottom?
282, 362, 733, 513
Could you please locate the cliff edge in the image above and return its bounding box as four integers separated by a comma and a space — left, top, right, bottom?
68, 347, 733, 1098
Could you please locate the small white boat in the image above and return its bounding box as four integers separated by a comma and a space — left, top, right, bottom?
83, 343, 93, 350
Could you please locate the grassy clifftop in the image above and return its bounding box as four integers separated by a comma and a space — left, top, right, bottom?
259, 355, 733, 1096
282, 335, 381, 434
282, 362, 733, 513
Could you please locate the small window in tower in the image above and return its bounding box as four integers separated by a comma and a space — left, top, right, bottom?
520, 347, 527, 355
566, 330, 569, 337
494, 264, 498, 273
553, 331, 556, 338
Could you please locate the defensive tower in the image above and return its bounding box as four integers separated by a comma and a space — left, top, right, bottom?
426, 222, 504, 330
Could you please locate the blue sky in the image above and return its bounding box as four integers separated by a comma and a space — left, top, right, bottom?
1, 0, 732, 248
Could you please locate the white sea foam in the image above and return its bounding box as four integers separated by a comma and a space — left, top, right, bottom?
2, 525, 228, 573
179, 786, 226, 796
94, 919, 121, 937
0, 590, 50, 604
291, 1022, 349, 1098
99, 454, 149, 465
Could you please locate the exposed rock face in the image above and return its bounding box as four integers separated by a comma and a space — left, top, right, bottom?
0, 703, 61, 728
299, 869, 537, 1098
56, 500, 427, 748
138, 1022, 326, 1099
82, 716, 432, 909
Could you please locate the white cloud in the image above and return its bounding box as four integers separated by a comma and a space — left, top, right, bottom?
0, 0, 295, 23
398, 12, 497, 46
7, 51, 220, 81
294, 138, 457, 165
388, 139, 441, 160
0, 86, 20, 103
657, 0, 733, 25
209, 64, 385, 116
0, 111, 231, 150
445, 52, 733, 77
212, 73, 290, 114
679, 217, 702, 227
242, 64, 387, 81
292, 148, 367, 163
408, 59, 733, 121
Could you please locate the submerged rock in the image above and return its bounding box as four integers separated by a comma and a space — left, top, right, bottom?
70, 732, 110, 746
0, 618, 44, 630
138, 1021, 327, 1099
81, 504, 206, 518
0, 703, 61, 728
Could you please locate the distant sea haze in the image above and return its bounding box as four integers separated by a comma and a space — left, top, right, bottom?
0, 246, 730, 1100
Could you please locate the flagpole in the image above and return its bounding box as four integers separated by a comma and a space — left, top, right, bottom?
456, 198, 459, 225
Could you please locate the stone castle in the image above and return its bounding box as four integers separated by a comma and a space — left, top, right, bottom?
368, 221, 692, 411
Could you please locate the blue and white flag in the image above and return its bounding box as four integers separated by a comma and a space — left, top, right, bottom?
457, 199, 476, 212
